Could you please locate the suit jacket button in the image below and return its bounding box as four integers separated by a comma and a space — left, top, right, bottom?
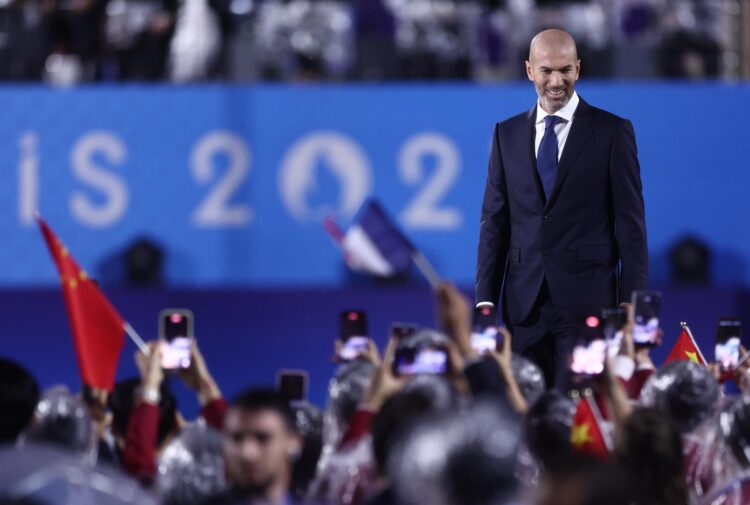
542, 249, 550, 256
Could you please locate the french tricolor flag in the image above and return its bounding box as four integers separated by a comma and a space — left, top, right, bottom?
325, 199, 440, 285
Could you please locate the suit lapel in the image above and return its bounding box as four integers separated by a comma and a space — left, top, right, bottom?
545, 98, 595, 211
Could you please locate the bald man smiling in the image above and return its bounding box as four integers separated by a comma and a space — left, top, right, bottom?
475, 29, 649, 389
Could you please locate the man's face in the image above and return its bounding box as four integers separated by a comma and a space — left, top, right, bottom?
223, 408, 299, 495
526, 45, 580, 114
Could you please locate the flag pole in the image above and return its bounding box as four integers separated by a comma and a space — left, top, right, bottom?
124, 322, 150, 355
411, 251, 441, 289
681, 321, 707, 364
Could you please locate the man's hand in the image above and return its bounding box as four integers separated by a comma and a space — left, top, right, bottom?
362, 337, 406, 411
435, 281, 475, 359
178, 341, 222, 406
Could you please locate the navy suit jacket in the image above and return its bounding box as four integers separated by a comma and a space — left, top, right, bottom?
475, 97, 648, 326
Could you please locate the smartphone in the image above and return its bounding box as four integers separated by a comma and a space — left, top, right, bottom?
631, 291, 662, 346
277, 370, 308, 404
471, 305, 500, 354
602, 307, 628, 358
393, 346, 449, 376
338, 310, 368, 361
390, 323, 419, 340
715, 318, 742, 372
570, 315, 607, 377
158, 309, 193, 370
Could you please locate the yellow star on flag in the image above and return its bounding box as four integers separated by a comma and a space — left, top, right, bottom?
79, 270, 88, 281
571, 423, 593, 449
685, 351, 699, 364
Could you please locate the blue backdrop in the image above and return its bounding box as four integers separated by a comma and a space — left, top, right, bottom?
0, 83, 748, 287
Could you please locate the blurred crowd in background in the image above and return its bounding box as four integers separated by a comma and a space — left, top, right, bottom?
0, 0, 744, 84
2, 282, 750, 504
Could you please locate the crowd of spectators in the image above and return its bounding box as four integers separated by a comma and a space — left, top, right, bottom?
2, 281, 750, 504
0, 0, 732, 84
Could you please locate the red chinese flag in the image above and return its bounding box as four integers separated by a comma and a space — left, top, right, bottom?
664, 326, 706, 366
571, 396, 609, 460
37, 217, 125, 390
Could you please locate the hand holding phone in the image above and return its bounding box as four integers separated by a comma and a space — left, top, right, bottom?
393, 345, 449, 376
570, 316, 607, 378
631, 291, 662, 346
602, 307, 628, 358
471, 306, 501, 354
715, 318, 742, 372
159, 309, 194, 370
338, 310, 369, 361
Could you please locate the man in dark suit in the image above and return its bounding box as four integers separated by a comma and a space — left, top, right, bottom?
475, 29, 648, 389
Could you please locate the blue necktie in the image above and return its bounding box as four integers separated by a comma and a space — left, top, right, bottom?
537, 115, 561, 200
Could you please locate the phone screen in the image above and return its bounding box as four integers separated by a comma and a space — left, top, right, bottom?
570, 338, 607, 377
159, 309, 193, 370
631, 291, 662, 346
715, 318, 742, 371
277, 370, 308, 404
338, 310, 368, 361
569, 315, 606, 377
471, 306, 500, 354
393, 346, 448, 376
339, 336, 370, 361
602, 308, 628, 358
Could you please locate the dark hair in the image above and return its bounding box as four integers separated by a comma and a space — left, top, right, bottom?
616, 407, 688, 505
109, 378, 178, 446
0, 358, 40, 443
371, 379, 456, 473
523, 391, 575, 470
230, 388, 295, 431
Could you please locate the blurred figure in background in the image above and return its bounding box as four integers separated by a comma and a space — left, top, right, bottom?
0, 358, 39, 446
104, 0, 177, 80
214, 388, 303, 505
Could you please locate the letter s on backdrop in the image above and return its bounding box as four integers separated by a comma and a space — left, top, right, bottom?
68, 131, 129, 228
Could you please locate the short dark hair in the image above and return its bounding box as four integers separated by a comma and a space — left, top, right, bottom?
371, 381, 455, 473
109, 378, 178, 446
0, 358, 40, 443
230, 388, 295, 431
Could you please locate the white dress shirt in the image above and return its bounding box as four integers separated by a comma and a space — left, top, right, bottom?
534, 91, 580, 160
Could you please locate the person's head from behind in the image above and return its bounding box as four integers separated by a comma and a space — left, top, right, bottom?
223, 388, 302, 499
108, 378, 178, 451
615, 407, 687, 505
389, 400, 520, 505
526, 29, 580, 114
536, 455, 631, 505
721, 394, 750, 469
0, 358, 39, 445
371, 375, 459, 476
640, 360, 720, 433
23, 386, 94, 458
524, 391, 575, 470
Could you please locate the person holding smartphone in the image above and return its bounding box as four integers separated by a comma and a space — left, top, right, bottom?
116, 332, 226, 483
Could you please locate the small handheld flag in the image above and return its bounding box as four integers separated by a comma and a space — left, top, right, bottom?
325, 199, 441, 287
571, 393, 610, 460
664, 322, 707, 366
37, 216, 127, 390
